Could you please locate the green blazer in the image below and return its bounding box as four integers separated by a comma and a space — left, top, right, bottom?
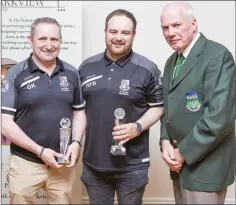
160, 33, 235, 192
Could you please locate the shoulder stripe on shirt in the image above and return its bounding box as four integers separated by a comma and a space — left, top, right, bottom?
2, 106, 17, 112
148, 102, 163, 106
20, 76, 40, 87
82, 75, 103, 87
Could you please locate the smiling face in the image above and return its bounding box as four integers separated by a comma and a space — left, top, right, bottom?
105, 15, 136, 60
161, 4, 197, 52
29, 23, 61, 64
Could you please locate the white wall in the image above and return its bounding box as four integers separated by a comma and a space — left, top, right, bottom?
80, 1, 235, 204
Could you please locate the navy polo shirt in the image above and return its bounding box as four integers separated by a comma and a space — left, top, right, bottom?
79, 50, 163, 172
1, 54, 85, 164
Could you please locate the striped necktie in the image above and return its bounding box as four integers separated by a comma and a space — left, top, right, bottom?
174, 53, 185, 78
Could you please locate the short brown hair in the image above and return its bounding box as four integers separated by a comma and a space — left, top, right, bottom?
105, 9, 137, 32
30, 17, 62, 38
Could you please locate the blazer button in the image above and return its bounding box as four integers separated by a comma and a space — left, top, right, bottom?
166, 120, 169, 123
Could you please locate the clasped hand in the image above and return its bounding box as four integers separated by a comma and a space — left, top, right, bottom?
161, 141, 184, 173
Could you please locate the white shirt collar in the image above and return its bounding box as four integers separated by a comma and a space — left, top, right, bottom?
182, 32, 201, 59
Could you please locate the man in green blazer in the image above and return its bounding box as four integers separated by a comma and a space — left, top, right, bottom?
159, 2, 235, 204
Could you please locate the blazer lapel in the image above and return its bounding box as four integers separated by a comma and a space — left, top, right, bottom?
169, 34, 206, 93
164, 52, 178, 92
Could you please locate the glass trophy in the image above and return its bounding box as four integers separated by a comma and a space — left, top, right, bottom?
110, 108, 126, 156
57, 117, 71, 165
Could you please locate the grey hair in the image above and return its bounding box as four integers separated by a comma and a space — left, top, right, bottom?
30, 17, 62, 38
162, 1, 197, 22
183, 2, 196, 22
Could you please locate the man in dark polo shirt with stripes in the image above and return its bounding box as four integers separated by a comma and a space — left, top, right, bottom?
79, 9, 164, 204
1, 17, 86, 204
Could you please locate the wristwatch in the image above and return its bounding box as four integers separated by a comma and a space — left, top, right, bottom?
134, 122, 142, 132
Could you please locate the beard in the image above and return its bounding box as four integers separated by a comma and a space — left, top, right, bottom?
106, 41, 133, 58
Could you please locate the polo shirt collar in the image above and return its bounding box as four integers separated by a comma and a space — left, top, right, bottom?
104, 49, 133, 67
27, 53, 65, 73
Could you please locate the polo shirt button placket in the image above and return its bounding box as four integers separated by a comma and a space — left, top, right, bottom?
48, 79, 52, 88
108, 62, 115, 80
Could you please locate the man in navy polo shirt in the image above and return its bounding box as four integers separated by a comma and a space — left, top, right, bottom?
1, 17, 86, 204
79, 9, 164, 204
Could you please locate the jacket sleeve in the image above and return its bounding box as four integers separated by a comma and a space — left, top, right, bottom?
160, 114, 172, 150
178, 49, 235, 166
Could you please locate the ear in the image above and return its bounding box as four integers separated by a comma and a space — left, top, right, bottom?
192, 18, 197, 31
28, 35, 33, 46
104, 28, 107, 37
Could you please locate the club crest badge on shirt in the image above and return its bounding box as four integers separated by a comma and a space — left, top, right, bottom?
119, 79, 130, 96
185, 91, 201, 112
60, 77, 69, 91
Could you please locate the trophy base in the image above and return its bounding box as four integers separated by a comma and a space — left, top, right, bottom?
57, 157, 70, 165
110, 145, 126, 156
